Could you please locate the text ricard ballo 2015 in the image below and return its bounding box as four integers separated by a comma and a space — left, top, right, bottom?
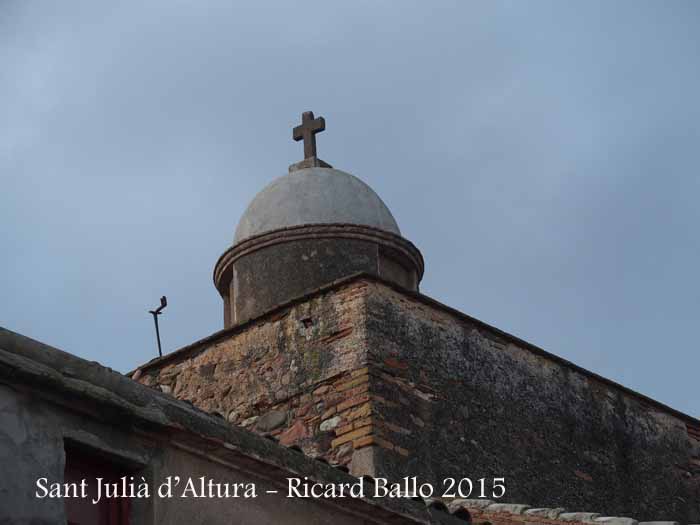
36, 475, 506, 504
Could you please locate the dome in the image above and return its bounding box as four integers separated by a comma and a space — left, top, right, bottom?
234, 167, 400, 244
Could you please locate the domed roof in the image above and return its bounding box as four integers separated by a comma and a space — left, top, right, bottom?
234, 167, 401, 243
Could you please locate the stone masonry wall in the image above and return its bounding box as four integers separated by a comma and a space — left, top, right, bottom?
136, 281, 376, 468
135, 277, 700, 523
362, 281, 700, 523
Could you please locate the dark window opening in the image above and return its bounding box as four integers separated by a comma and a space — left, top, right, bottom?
63, 442, 131, 525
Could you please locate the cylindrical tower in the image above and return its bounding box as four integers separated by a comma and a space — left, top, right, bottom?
213, 114, 424, 327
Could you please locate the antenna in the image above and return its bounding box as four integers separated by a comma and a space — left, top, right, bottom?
148, 296, 167, 357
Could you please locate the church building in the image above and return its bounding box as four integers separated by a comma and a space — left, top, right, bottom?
1, 112, 698, 524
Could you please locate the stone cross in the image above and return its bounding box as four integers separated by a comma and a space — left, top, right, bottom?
293, 111, 326, 160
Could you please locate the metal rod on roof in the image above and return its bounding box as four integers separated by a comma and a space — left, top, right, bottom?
148, 296, 167, 357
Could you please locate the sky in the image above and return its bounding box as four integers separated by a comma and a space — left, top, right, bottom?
1, 1, 698, 416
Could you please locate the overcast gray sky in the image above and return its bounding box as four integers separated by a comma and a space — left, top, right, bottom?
2, 1, 698, 416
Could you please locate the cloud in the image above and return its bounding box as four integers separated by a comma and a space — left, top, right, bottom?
1, 0, 698, 415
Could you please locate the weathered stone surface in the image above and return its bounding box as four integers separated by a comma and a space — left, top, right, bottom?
216, 223, 422, 326
448, 499, 494, 511
320, 415, 341, 431
135, 277, 700, 523
362, 281, 700, 523
559, 513, 601, 522
486, 503, 531, 515
240, 415, 258, 427
349, 446, 375, 477
137, 283, 372, 465
255, 410, 288, 432
594, 518, 638, 525
233, 168, 401, 243
0, 384, 65, 522
526, 508, 567, 519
